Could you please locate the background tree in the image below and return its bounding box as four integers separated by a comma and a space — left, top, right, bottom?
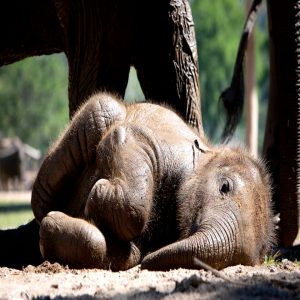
0, 54, 68, 153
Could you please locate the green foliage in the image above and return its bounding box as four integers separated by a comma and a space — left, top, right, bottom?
0, 59, 145, 154
263, 251, 281, 265
0, 54, 68, 154
191, 0, 243, 140
264, 255, 300, 267
125, 67, 145, 103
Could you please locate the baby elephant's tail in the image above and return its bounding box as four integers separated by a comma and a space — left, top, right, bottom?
0, 219, 43, 269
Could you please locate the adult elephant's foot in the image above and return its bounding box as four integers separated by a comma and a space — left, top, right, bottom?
39, 211, 141, 270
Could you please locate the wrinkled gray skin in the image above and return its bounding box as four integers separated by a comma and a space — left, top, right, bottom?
32, 93, 275, 271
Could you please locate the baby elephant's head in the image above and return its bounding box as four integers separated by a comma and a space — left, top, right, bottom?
142, 146, 275, 270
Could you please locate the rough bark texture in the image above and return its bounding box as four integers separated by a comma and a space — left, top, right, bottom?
0, 0, 202, 135
263, 1, 299, 246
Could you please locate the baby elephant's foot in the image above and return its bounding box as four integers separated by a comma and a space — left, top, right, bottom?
85, 178, 145, 241
84, 178, 111, 225
39, 211, 107, 268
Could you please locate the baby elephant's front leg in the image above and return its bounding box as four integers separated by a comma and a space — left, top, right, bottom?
85, 126, 155, 241
39, 211, 140, 270
85, 176, 153, 241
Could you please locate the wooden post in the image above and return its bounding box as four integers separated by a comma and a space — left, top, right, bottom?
245, 0, 258, 156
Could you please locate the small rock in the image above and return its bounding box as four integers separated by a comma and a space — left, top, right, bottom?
175, 274, 204, 292
269, 267, 276, 273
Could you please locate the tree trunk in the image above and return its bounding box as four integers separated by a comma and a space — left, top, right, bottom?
263, 1, 299, 246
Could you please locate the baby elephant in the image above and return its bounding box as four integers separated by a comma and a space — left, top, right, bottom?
30, 92, 274, 271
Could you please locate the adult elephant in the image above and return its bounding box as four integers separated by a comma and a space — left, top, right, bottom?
219, 0, 300, 248
0, 0, 203, 138
263, 1, 300, 247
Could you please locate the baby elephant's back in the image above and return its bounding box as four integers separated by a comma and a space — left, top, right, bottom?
95, 102, 202, 182
125, 103, 200, 146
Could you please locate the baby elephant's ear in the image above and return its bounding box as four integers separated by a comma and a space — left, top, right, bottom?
194, 139, 210, 153
31, 94, 126, 223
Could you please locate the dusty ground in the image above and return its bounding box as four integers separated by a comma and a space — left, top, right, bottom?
1, 260, 300, 300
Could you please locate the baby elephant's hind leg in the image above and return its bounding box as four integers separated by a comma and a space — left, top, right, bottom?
39, 211, 140, 270
85, 126, 155, 242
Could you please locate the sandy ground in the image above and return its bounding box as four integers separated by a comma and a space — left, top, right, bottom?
0, 260, 300, 300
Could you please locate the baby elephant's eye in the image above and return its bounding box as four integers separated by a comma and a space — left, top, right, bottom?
219, 178, 233, 195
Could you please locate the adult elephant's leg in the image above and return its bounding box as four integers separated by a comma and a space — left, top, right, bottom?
53, 0, 133, 117
133, 0, 204, 138
263, 1, 299, 246
0, 219, 43, 268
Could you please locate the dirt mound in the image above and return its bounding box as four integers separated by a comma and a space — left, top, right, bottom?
23, 261, 69, 274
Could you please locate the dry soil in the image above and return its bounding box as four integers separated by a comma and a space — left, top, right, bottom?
1, 260, 300, 300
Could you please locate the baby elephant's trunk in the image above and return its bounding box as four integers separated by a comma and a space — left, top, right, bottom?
141, 207, 250, 270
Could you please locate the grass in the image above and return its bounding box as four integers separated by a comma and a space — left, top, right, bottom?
264, 251, 281, 265
0, 199, 33, 229
264, 255, 300, 267
295, 260, 300, 266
